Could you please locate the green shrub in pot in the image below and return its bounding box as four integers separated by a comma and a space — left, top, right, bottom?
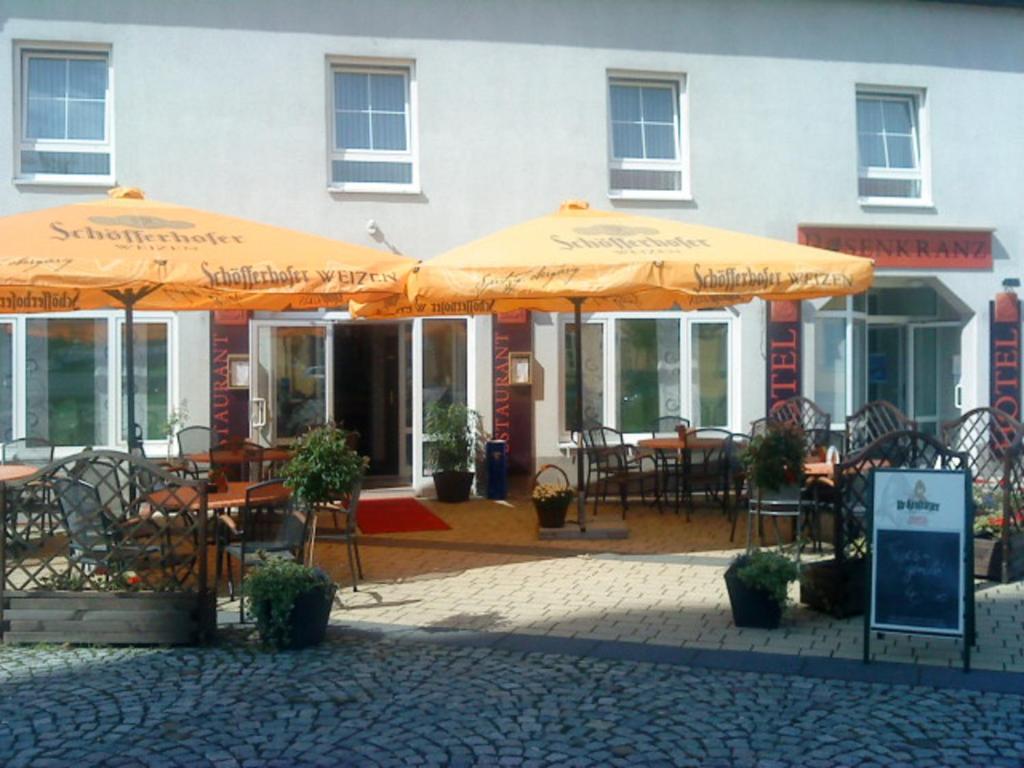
283, 423, 368, 506
242, 557, 337, 650
424, 402, 483, 502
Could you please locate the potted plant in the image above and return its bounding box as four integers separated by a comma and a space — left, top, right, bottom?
972, 478, 1024, 582
742, 421, 806, 499
283, 422, 368, 509
243, 557, 337, 650
724, 549, 799, 629
531, 464, 574, 528
425, 402, 482, 503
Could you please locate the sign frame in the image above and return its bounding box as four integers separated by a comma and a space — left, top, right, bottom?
864, 467, 974, 672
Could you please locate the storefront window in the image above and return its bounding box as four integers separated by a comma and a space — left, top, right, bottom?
814, 316, 847, 422
423, 319, 468, 410
691, 323, 729, 427
26, 318, 109, 446
121, 322, 169, 440
0, 323, 12, 442
564, 322, 604, 432
616, 319, 680, 432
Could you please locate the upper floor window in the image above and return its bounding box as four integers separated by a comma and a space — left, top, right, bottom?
856, 89, 928, 205
16, 45, 113, 184
607, 74, 688, 200
329, 61, 418, 192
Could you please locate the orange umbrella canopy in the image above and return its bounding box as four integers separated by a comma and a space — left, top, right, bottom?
352, 200, 873, 317
0, 188, 416, 312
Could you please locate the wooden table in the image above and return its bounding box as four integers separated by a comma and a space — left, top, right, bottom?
149, 481, 291, 513
185, 447, 293, 465
0, 464, 39, 482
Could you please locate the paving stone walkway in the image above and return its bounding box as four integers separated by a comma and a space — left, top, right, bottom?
2, 634, 1022, 768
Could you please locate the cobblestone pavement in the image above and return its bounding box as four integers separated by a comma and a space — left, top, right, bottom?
2, 634, 1023, 768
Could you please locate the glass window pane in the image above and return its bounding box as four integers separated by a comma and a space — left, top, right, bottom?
616, 319, 680, 433
26, 98, 66, 139
564, 323, 604, 432
885, 135, 917, 169
852, 319, 867, 412
691, 323, 728, 427
122, 323, 169, 441
371, 113, 407, 151
67, 100, 105, 140
27, 57, 66, 98
858, 133, 886, 168
256, 326, 326, 441
643, 124, 677, 160
370, 74, 406, 112
882, 99, 914, 134
612, 122, 643, 159
0, 324, 12, 443
20, 150, 109, 175
814, 317, 846, 424
641, 86, 675, 123
335, 72, 369, 110
26, 318, 109, 446
609, 84, 641, 122
337, 111, 371, 150
67, 59, 106, 99
856, 98, 883, 133
423, 320, 468, 475
332, 160, 413, 185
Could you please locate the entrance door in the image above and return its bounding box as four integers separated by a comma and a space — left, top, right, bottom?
251, 322, 328, 446
333, 322, 412, 485
910, 323, 962, 435
868, 325, 906, 412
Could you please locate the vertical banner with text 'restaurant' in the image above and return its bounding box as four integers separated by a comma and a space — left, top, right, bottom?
766, 300, 802, 412
493, 310, 534, 474
210, 310, 250, 444
990, 292, 1021, 446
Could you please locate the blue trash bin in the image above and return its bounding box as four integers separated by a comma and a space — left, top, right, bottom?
486, 439, 508, 500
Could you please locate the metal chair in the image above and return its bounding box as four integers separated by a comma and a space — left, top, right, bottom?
649, 416, 691, 438
177, 426, 214, 458
2, 437, 54, 467
769, 396, 831, 455
317, 474, 365, 592
745, 476, 811, 561
217, 479, 315, 621
679, 428, 734, 520
581, 426, 658, 518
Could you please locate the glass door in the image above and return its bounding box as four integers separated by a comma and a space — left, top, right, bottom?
909, 322, 962, 436
251, 321, 328, 446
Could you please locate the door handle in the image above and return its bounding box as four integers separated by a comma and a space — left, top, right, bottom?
252, 397, 267, 428
954, 384, 963, 410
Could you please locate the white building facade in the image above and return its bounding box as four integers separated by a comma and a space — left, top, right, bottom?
2, 0, 1022, 489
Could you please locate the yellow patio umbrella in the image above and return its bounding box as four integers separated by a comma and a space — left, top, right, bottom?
353, 200, 874, 529
0, 187, 417, 449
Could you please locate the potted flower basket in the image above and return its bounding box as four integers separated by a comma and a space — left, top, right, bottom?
972, 479, 1024, 582
741, 421, 806, 503
532, 464, 574, 528
243, 557, 337, 650
724, 550, 798, 629
425, 402, 483, 503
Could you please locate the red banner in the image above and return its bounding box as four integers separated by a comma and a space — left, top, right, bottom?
493, 312, 533, 474
210, 312, 250, 444
766, 300, 801, 411
990, 293, 1021, 443
799, 226, 992, 270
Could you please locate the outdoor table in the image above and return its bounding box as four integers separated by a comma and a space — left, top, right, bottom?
637, 436, 728, 514
185, 447, 293, 465
149, 480, 291, 513
0, 464, 39, 482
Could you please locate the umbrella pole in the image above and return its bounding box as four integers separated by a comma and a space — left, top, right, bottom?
572, 298, 586, 532
124, 300, 137, 453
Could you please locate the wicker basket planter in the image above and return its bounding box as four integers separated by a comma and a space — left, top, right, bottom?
532, 464, 574, 529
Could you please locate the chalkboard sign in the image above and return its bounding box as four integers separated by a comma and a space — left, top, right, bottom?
865, 468, 973, 670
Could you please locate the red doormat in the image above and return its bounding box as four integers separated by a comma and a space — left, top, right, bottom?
357, 498, 451, 534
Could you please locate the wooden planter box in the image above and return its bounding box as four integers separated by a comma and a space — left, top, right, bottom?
1, 591, 215, 646
799, 557, 865, 618
974, 532, 1024, 583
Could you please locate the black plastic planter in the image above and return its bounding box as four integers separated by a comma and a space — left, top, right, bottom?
433, 470, 475, 503
724, 565, 783, 629
281, 585, 336, 650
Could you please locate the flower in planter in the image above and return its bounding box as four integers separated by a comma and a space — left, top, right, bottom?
532, 483, 574, 509
971, 478, 1024, 538
242, 556, 336, 650
742, 421, 806, 493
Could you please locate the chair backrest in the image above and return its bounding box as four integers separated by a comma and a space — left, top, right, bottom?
241, 479, 310, 558
3, 437, 55, 467
50, 476, 115, 561
941, 407, 1022, 484
686, 428, 733, 476
72, 455, 134, 521
177, 426, 214, 457
845, 400, 916, 456
650, 416, 691, 438
836, 429, 966, 560
749, 418, 770, 440
769, 396, 831, 454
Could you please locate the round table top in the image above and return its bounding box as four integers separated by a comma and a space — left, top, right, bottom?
0, 464, 39, 482
149, 481, 291, 512
186, 447, 292, 464
637, 436, 727, 452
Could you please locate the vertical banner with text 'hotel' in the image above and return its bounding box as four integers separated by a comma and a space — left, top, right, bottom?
990, 292, 1021, 445
766, 300, 802, 412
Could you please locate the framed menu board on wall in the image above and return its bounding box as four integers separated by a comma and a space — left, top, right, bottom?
865, 468, 974, 671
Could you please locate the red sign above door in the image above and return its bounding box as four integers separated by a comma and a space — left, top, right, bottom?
798, 227, 992, 270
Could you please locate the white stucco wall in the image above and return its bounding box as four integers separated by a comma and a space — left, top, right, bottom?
2, 0, 1022, 465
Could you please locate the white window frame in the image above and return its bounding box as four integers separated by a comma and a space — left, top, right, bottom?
606, 71, 690, 201
0, 311, 176, 456
327, 57, 419, 194
856, 86, 931, 208
806, 296, 869, 431
559, 310, 735, 442
13, 42, 115, 187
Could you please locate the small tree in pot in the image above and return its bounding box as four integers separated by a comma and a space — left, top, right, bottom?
724, 550, 799, 629
425, 402, 482, 503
